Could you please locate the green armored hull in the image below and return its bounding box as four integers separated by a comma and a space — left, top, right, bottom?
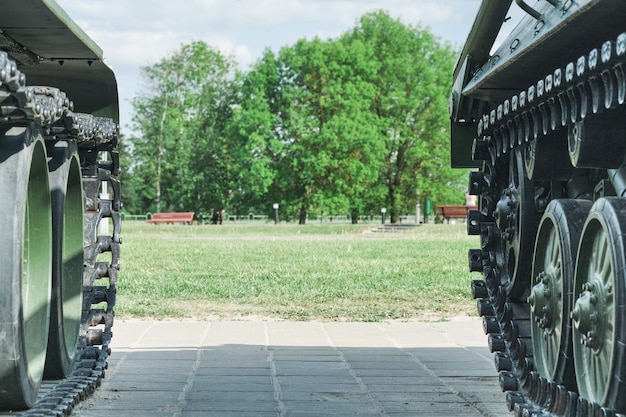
451, 1, 626, 416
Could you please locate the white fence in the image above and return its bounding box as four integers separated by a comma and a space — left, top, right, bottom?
120, 212, 420, 224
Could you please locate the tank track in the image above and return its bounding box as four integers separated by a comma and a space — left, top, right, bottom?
468, 32, 626, 417
0, 51, 120, 416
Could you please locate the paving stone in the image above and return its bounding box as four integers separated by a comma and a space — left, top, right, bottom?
72, 319, 510, 417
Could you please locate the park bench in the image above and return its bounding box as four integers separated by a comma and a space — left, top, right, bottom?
146, 212, 195, 225
436, 205, 477, 223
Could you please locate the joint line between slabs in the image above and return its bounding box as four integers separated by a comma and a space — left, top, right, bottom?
172, 322, 213, 417
105, 321, 158, 379
265, 321, 288, 417
374, 322, 494, 417
320, 323, 390, 417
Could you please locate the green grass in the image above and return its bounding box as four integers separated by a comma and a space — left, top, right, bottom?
116, 222, 479, 321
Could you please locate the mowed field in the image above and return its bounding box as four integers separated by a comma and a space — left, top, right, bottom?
116, 222, 479, 321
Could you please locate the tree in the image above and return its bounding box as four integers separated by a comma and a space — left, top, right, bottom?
129, 41, 239, 215
227, 49, 286, 216
117, 132, 142, 215
242, 38, 385, 224
283, 38, 386, 224
230, 39, 384, 224
342, 11, 461, 223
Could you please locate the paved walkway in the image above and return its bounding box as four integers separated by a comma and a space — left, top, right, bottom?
73, 318, 509, 417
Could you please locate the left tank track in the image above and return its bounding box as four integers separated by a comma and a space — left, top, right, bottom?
0, 51, 120, 416
468, 32, 626, 417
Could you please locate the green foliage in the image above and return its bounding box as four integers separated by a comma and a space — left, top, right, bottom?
341, 11, 463, 221
272, 37, 385, 223
127, 12, 469, 220
128, 41, 240, 215
227, 49, 286, 215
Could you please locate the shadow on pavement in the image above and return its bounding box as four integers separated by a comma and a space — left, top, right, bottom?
75, 343, 508, 417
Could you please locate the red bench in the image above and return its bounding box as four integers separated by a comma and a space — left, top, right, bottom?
146, 212, 195, 225
436, 205, 477, 223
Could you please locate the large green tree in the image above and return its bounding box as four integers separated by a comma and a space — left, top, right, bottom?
230, 39, 385, 224
342, 11, 460, 223
276, 38, 384, 224
227, 49, 287, 217
128, 41, 239, 215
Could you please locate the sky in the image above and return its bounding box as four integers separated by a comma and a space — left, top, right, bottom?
53, 0, 502, 135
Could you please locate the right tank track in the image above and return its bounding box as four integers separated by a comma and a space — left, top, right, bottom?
0, 51, 120, 417
468, 30, 626, 417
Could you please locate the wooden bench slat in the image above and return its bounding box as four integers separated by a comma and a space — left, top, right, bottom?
436, 205, 477, 223
146, 212, 195, 224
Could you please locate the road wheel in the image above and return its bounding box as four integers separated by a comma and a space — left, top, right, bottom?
572, 197, 626, 411
530, 199, 590, 389
44, 140, 84, 379
0, 124, 52, 409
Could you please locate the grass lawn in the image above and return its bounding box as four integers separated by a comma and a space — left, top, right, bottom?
116, 221, 479, 321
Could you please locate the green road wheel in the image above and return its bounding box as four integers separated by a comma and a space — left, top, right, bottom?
530, 199, 590, 388
572, 198, 626, 411
44, 141, 84, 379
0, 124, 52, 409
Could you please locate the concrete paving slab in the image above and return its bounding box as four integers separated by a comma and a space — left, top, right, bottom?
72, 318, 510, 417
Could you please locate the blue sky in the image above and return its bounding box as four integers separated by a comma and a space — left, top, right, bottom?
53, 0, 512, 134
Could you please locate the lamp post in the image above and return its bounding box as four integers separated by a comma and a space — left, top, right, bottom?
381, 207, 386, 224
273, 203, 279, 224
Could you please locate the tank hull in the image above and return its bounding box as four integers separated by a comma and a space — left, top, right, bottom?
0, 1, 120, 414
452, 1, 626, 415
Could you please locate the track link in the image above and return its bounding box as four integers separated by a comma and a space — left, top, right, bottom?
469, 33, 626, 417
0, 51, 120, 417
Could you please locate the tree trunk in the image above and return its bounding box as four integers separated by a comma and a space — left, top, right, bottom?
388, 182, 399, 224
156, 89, 169, 214
298, 206, 307, 225
351, 209, 359, 224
